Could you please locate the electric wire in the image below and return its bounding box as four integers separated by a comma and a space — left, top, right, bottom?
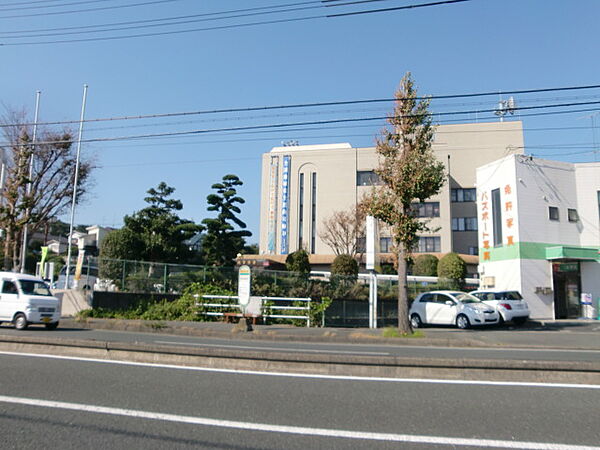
0, 0, 473, 45
3, 83, 600, 129
3, 100, 600, 148
0, 0, 184, 20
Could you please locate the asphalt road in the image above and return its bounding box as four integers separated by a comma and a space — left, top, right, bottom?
1, 326, 599, 363
0, 351, 598, 449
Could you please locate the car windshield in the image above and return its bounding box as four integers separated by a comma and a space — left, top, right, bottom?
19, 280, 53, 297
448, 292, 481, 304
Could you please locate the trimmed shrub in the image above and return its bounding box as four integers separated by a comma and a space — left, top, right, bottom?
331, 254, 359, 279
285, 249, 311, 274
437, 252, 466, 290
412, 254, 438, 276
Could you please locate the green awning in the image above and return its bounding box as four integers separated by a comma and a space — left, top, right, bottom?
545, 246, 600, 261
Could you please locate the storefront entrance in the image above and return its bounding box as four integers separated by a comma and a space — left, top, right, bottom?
552, 262, 581, 319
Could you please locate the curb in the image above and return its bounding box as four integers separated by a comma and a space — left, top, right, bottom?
2, 333, 599, 385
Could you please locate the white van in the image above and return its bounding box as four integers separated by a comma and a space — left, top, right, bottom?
0, 272, 61, 330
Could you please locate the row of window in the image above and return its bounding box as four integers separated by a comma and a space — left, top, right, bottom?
452, 217, 477, 231
356, 236, 440, 253
549, 206, 579, 223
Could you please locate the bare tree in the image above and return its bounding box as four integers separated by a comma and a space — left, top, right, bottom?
365, 73, 446, 334
0, 110, 94, 271
319, 202, 366, 257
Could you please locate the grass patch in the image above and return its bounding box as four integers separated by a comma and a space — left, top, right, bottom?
147, 321, 168, 330
382, 327, 424, 338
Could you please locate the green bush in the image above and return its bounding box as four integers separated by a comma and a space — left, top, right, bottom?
285, 249, 311, 274
331, 254, 359, 279
437, 252, 466, 290
412, 254, 438, 276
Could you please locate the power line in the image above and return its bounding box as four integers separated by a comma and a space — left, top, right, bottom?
3, 83, 600, 129
0, 0, 473, 45
0, 0, 322, 39
3, 100, 600, 148
0, 0, 111, 13
0, 0, 183, 20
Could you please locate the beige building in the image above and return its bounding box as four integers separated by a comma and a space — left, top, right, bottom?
259, 121, 524, 265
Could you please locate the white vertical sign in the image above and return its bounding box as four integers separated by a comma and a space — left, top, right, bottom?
238, 265, 251, 308
365, 215, 380, 272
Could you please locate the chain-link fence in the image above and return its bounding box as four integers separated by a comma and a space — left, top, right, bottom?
83, 256, 479, 326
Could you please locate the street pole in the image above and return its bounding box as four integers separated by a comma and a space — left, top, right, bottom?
20, 90, 41, 273
65, 84, 88, 290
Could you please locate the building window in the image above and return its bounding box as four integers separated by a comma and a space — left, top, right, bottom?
298, 173, 304, 249
356, 170, 381, 186
492, 188, 502, 247
468, 246, 479, 255
451, 188, 476, 202
310, 172, 317, 254
567, 208, 579, 222
416, 236, 441, 253
356, 236, 366, 253
411, 202, 440, 218
452, 217, 478, 231
549, 206, 559, 221
380, 237, 393, 253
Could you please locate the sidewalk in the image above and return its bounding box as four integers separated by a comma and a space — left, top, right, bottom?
60, 317, 600, 350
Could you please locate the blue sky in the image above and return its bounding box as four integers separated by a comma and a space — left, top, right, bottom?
1, 0, 599, 242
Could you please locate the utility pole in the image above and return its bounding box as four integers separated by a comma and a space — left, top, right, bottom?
65, 84, 88, 289
20, 90, 41, 273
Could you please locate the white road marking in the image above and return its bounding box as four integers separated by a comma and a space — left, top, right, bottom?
0, 350, 598, 390
154, 340, 390, 355
0, 395, 596, 449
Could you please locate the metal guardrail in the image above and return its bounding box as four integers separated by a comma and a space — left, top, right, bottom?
198, 295, 312, 327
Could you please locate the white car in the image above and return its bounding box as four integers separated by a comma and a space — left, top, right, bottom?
470, 290, 529, 325
0, 272, 61, 330
409, 290, 499, 329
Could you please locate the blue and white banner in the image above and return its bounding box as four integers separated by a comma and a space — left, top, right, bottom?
280, 155, 291, 254
267, 156, 279, 254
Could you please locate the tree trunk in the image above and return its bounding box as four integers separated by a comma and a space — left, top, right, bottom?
397, 244, 412, 334
3, 228, 12, 270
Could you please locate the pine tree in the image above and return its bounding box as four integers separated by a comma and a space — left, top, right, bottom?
201, 174, 251, 266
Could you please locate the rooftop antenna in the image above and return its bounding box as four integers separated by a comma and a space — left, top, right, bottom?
495, 95, 517, 122
579, 112, 600, 162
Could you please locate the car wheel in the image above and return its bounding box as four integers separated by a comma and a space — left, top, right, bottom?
410, 314, 423, 329
456, 314, 470, 329
513, 317, 527, 326
45, 321, 59, 330
13, 313, 28, 331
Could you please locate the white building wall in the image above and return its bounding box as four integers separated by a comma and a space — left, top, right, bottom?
519, 259, 555, 319
574, 163, 600, 247
515, 158, 580, 246
581, 261, 600, 317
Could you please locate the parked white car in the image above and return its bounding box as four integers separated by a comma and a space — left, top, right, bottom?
470, 290, 530, 325
0, 272, 61, 330
409, 290, 499, 329
54, 265, 98, 290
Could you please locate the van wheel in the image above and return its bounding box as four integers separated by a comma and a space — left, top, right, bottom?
45, 321, 59, 330
14, 313, 28, 330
